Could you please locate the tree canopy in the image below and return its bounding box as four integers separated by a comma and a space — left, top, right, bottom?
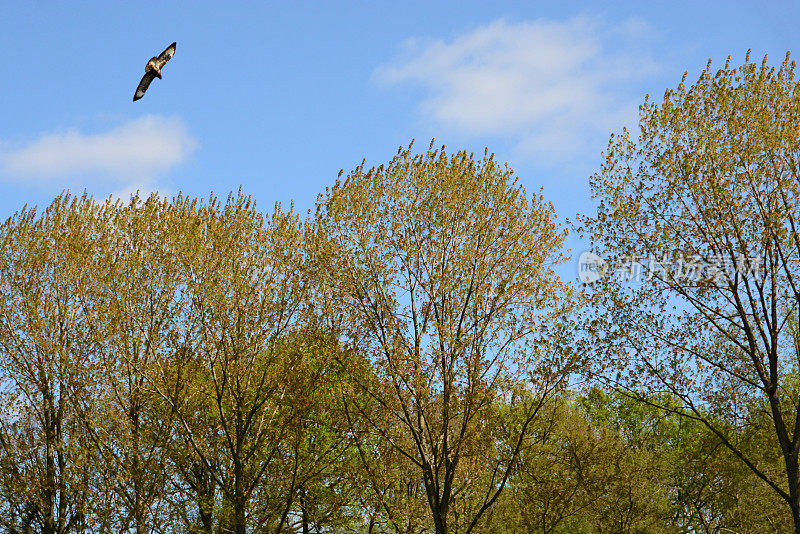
3, 52, 800, 534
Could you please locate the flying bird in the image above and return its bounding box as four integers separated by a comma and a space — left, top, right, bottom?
133, 42, 176, 102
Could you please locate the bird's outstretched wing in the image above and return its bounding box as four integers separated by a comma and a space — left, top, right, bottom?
133, 70, 157, 101
155, 42, 176, 70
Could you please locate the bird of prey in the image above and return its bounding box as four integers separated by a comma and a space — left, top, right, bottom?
133, 42, 176, 102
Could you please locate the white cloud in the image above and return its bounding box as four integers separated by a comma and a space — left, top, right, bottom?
373, 17, 662, 161
0, 115, 196, 190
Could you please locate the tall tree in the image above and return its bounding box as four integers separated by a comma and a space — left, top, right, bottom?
73, 194, 186, 533
153, 193, 322, 534
582, 51, 800, 532
313, 143, 576, 534
0, 195, 99, 533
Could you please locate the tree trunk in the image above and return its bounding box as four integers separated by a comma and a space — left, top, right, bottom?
191, 462, 215, 534
300, 486, 310, 534
433, 510, 448, 534
234, 498, 246, 534
131, 398, 146, 534
43, 402, 57, 534
788, 462, 800, 534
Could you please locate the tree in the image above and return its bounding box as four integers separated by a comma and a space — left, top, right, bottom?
152, 193, 330, 534
582, 51, 800, 532
74, 194, 184, 533
312, 142, 576, 534
579, 389, 681, 534
0, 194, 99, 533
491, 394, 607, 534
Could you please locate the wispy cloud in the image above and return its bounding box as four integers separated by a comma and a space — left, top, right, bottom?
374, 16, 662, 161
0, 115, 197, 194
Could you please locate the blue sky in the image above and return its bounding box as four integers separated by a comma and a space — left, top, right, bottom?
1, 1, 799, 233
